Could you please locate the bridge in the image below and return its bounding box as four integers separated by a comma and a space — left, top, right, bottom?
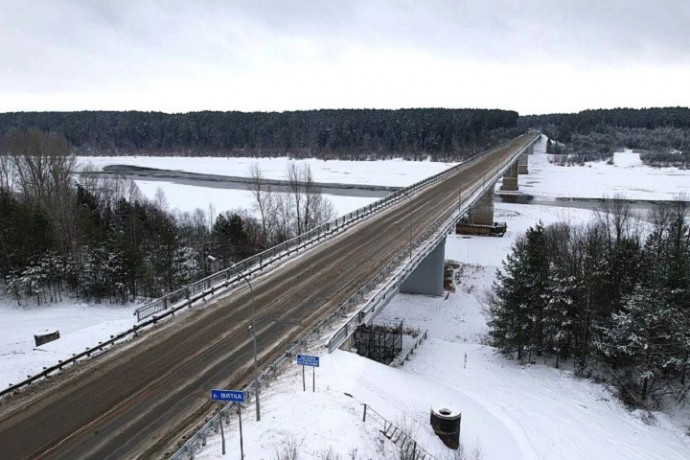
0, 133, 539, 459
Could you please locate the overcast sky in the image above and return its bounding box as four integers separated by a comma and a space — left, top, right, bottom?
2, 0, 689, 115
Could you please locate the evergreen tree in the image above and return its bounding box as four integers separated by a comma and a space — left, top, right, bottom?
597, 286, 677, 402
542, 272, 579, 368
489, 223, 550, 361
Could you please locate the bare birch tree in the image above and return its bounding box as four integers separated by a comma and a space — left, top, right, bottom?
286, 162, 334, 235
0, 154, 11, 190
2, 128, 79, 253
287, 162, 305, 235
247, 162, 272, 246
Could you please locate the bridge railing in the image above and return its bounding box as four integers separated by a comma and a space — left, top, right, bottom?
171, 184, 497, 457
134, 134, 534, 322
169, 134, 538, 460
326, 134, 540, 352
0, 135, 536, 448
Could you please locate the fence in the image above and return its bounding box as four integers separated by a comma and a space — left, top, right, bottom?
353, 321, 404, 364
392, 330, 429, 368
174, 391, 439, 460
366, 404, 439, 460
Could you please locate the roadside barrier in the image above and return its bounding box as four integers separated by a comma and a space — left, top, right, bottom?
0, 134, 538, 457
134, 134, 534, 322
171, 133, 538, 459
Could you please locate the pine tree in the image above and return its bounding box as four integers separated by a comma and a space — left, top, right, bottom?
543, 272, 579, 368
597, 286, 677, 402
489, 223, 550, 361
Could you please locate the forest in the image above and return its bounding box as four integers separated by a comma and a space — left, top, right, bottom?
0, 129, 333, 306
489, 199, 690, 407
520, 107, 690, 166
0, 108, 520, 161
4, 107, 689, 167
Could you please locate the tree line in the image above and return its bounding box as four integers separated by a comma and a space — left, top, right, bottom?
0, 108, 520, 161
521, 107, 690, 166
0, 128, 333, 306
489, 198, 690, 406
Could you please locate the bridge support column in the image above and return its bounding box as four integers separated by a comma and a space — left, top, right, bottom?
468, 188, 494, 225
518, 153, 529, 174
400, 237, 445, 296
500, 162, 519, 191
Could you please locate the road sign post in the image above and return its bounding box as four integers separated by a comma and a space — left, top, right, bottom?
238, 404, 244, 459
297, 354, 319, 392
219, 415, 226, 455
211, 390, 245, 458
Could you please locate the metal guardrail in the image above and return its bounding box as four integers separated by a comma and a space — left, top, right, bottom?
169, 300, 342, 459
0, 137, 522, 401
326, 134, 539, 353
133, 178, 443, 321
0, 277, 237, 400
169, 135, 537, 459
0, 134, 536, 457
134, 135, 532, 322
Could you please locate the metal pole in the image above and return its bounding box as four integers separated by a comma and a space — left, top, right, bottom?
219, 413, 226, 456
239, 272, 261, 422
312, 366, 315, 392
302, 364, 306, 392
238, 404, 244, 460
405, 192, 412, 259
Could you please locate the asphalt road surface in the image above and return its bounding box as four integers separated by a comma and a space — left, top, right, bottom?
0, 133, 538, 459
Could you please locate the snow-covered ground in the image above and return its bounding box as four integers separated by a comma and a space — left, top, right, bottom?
520, 138, 690, 201
80, 156, 456, 187
78, 156, 452, 216
132, 179, 379, 217
191, 203, 690, 460
3, 139, 690, 458
81, 136, 690, 218
0, 299, 136, 389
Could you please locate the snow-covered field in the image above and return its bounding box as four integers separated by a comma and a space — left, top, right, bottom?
132, 179, 379, 217
520, 139, 690, 201
80, 156, 456, 187
0, 299, 136, 389
78, 156, 453, 217
82, 137, 690, 218
3, 138, 690, 458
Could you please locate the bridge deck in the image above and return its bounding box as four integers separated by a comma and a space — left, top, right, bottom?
0, 133, 538, 459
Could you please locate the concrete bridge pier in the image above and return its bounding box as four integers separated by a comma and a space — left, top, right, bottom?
518, 153, 529, 174
500, 162, 519, 191
518, 143, 535, 174
467, 186, 495, 225
400, 237, 446, 296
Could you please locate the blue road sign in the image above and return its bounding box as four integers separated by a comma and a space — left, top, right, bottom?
211, 389, 245, 402
297, 354, 320, 367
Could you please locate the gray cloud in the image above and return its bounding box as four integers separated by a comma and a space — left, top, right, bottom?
1, 0, 689, 112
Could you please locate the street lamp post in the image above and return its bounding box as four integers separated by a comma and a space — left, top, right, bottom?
237, 271, 261, 422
